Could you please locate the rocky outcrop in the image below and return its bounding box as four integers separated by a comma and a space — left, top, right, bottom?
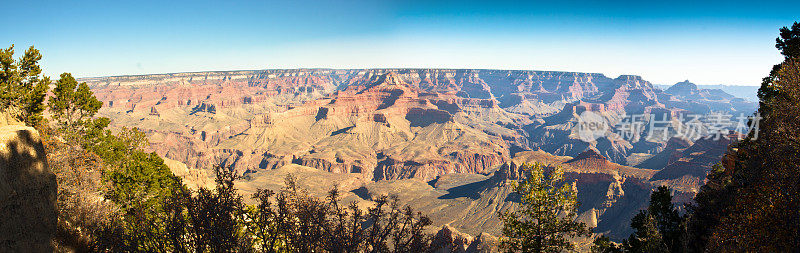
190, 102, 216, 114
0, 120, 56, 252
405, 108, 453, 127
494, 161, 525, 181
652, 134, 737, 181
291, 156, 363, 174
661, 80, 756, 114
373, 158, 454, 181
430, 225, 499, 253
566, 148, 613, 169
665, 80, 699, 97
373, 151, 505, 181
636, 137, 693, 170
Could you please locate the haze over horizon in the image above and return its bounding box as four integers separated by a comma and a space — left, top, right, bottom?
3, 0, 799, 86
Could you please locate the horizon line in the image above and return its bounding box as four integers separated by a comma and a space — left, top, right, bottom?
76, 67, 762, 87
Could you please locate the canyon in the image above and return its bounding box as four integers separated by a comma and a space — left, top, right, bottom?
82, 69, 757, 240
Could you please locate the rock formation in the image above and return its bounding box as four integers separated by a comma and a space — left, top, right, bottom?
431, 225, 498, 253
0, 115, 56, 252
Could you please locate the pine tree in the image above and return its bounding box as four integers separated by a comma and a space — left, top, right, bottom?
623, 211, 668, 253
498, 163, 592, 253
0, 44, 50, 126
646, 186, 683, 252
622, 186, 682, 253
48, 72, 104, 143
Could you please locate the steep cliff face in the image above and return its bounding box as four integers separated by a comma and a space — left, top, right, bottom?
0, 118, 56, 252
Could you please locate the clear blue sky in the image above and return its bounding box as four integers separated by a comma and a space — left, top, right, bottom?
2, 0, 798, 86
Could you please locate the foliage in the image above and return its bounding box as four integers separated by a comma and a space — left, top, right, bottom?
163, 166, 249, 253
245, 188, 287, 252
644, 187, 682, 252
682, 163, 729, 252
243, 175, 433, 252
48, 72, 105, 144
498, 163, 591, 253
706, 59, 800, 251
685, 21, 800, 252
45, 110, 184, 252
94, 130, 187, 251
621, 186, 683, 253
758, 22, 800, 115
0, 44, 50, 126
44, 134, 124, 252
777, 22, 800, 65
30, 57, 186, 251
622, 211, 668, 253
159, 169, 433, 253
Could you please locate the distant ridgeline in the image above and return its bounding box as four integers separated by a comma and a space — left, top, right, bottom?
654, 81, 760, 102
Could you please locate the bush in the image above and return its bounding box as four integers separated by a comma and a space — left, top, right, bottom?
44, 134, 123, 252
163, 169, 434, 253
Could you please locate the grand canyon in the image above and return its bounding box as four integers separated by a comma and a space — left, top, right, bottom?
5, 1, 800, 251
82, 69, 757, 240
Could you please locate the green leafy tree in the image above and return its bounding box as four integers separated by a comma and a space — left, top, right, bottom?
498, 163, 592, 253
85, 126, 186, 252
48, 72, 104, 143
0, 44, 50, 126
758, 21, 800, 117
245, 188, 287, 252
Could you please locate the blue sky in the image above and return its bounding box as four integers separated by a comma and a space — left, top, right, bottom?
2, 0, 798, 86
